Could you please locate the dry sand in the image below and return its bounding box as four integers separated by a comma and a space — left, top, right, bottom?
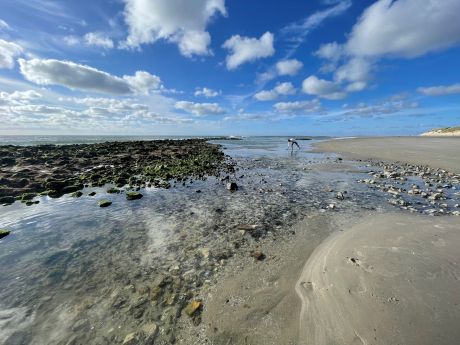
315, 137, 460, 173
296, 213, 460, 345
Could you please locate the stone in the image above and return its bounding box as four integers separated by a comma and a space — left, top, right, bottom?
98, 199, 112, 207
0, 229, 11, 239
226, 182, 238, 191
184, 300, 202, 317
122, 333, 137, 345
71, 191, 83, 198
0, 196, 15, 205
88, 191, 96, 196
126, 192, 143, 200
106, 187, 120, 194
336, 192, 345, 200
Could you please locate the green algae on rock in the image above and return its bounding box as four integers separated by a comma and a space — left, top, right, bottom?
98, 199, 112, 207
126, 192, 143, 200
0, 229, 11, 239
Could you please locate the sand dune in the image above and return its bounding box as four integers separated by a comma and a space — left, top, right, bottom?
296, 213, 460, 345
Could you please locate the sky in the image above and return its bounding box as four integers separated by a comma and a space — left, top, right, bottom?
0, 0, 460, 136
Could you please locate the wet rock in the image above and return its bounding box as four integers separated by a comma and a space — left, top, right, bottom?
88, 191, 96, 196
71, 191, 83, 198
226, 182, 238, 191
126, 192, 143, 200
62, 185, 82, 194
98, 199, 112, 207
122, 333, 138, 345
0, 196, 15, 205
0, 229, 11, 239
335, 192, 345, 200
106, 187, 120, 194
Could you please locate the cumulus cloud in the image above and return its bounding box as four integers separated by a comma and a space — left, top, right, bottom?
84, 32, 114, 49
276, 59, 303, 76
194, 87, 220, 97
254, 90, 278, 101
417, 84, 460, 96
18, 58, 162, 95
254, 82, 296, 101
0, 39, 23, 69
0, 90, 42, 106
223, 32, 275, 70
346, 0, 460, 58
274, 99, 322, 115
123, 71, 162, 95
339, 99, 419, 118
122, 0, 226, 57
175, 101, 225, 116
302, 75, 346, 100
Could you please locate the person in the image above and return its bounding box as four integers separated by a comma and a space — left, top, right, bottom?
288, 138, 300, 151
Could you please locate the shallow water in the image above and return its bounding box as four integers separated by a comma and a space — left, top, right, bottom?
0, 137, 389, 344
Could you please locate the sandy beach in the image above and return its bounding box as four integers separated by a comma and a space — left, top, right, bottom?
178, 137, 460, 345
315, 137, 460, 173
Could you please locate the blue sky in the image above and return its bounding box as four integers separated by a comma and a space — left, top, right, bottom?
0, 0, 460, 136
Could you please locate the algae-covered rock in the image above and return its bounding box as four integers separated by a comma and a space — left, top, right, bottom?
107, 187, 120, 194
0, 229, 11, 239
98, 199, 112, 207
71, 191, 83, 198
88, 191, 96, 196
126, 192, 143, 200
0, 196, 15, 205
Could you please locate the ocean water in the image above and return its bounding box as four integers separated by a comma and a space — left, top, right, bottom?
0, 135, 329, 146
0, 136, 378, 344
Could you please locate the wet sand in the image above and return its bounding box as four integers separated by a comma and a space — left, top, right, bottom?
315, 137, 460, 173
296, 213, 460, 345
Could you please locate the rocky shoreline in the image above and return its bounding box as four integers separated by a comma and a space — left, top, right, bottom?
0, 139, 235, 206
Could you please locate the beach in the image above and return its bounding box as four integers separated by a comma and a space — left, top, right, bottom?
1, 136, 459, 345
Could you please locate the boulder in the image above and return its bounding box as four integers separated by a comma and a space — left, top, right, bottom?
126, 192, 143, 200
98, 199, 112, 207
0, 229, 11, 239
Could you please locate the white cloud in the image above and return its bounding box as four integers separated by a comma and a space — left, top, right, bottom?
18, 58, 162, 95
274, 82, 296, 95
123, 71, 162, 95
223, 32, 275, 70
346, 0, 460, 58
254, 90, 278, 101
84, 32, 114, 49
0, 39, 23, 69
0, 90, 42, 106
274, 99, 322, 115
315, 42, 343, 61
194, 87, 220, 97
63, 35, 80, 46
302, 75, 346, 100
122, 0, 226, 57
276, 59, 303, 76
254, 82, 296, 101
334, 57, 372, 91
339, 99, 419, 118
0, 19, 10, 30
417, 83, 460, 96
175, 101, 225, 116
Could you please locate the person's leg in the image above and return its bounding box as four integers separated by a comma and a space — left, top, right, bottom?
295, 142, 300, 149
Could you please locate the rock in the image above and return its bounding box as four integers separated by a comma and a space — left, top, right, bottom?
126, 192, 143, 200
250, 249, 266, 261
98, 199, 112, 207
335, 192, 345, 200
0, 196, 15, 205
0, 229, 11, 239
106, 187, 120, 194
62, 185, 82, 194
226, 182, 238, 191
88, 191, 96, 196
142, 322, 158, 340
184, 300, 202, 317
122, 333, 137, 345
199, 248, 210, 259
71, 191, 83, 198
